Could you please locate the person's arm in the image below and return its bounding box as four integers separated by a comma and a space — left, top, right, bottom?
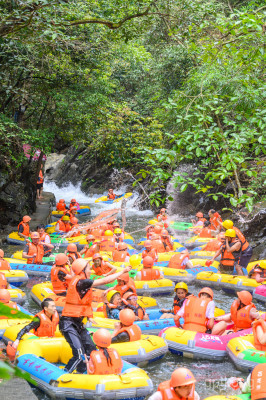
250, 307, 260, 320
102, 262, 117, 277
92, 266, 131, 288
13, 317, 41, 348
214, 313, 232, 322
210, 247, 223, 262
58, 270, 72, 281
147, 391, 163, 400
255, 324, 266, 345
111, 331, 130, 343
40, 241, 54, 250
55, 223, 61, 232
240, 373, 251, 393
206, 301, 215, 330
18, 225, 29, 239
225, 238, 241, 253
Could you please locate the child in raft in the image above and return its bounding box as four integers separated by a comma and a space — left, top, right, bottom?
103, 290, 125, 319
160, 282, 192, 319
123, 292, 149, 321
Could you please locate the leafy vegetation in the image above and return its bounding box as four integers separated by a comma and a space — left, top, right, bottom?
0, 0, 265, 210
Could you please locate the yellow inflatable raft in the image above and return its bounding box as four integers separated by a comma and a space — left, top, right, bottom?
7, 287, 26, 305
195, 271, 261, 292
0, 269, 28, 287
185, 236, 215, 248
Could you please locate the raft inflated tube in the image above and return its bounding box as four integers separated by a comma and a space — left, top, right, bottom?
16, 338, 153, 400
51, 206, 91, 218
95, 192, 133, 204
227, 334, 266, 372
6, 231, 81, 247
185, 236, 215, 248
134, 278, 175, 296
9, 259, 53, 276
204, 395, 250, 400
8, 285, 26, 305
253, 285, 266, 303
196, 271, 260, 293
0, 269, 28, 287
190, 250, 221, 261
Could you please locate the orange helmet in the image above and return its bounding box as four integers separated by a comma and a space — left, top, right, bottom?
113, 222, 120, 228
30, 232, 40, 239
59, 199, 65, 203
93, 328, 111, 348
160, 208, 166, 213
161, 229, 169, 236
0, 289, 11, 304
55, 253, 68, 266
92, 253, 102, 261
123, 292, 136, 301
22, 215, 31, 223
119, 309, 135, 326
71, 199, 76, 203
170, 368, 196, 388
198, 287, 213, 300
67, 244, 77, 252
144, 240, 152, 248
196, 212, 203, 218
154, 225, 162, 234
86, 235, 95, 241
71, 259, 88, 275
237, 291, 252, 305
118, 272, 129, 283
0, 249, 4, 258
118, 242, 128, 251
71, 217, 78, 225
143, 256, 154, 268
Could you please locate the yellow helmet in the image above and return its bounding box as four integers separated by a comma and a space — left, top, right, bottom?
62, 215, 70, 221
225, 229, 236, 238
222, 220, 234, 230
130, 254, 141, 268
104, 230, 113, 237
260, 261, 266, 269
106, 290, 120, 303
175, 282, 188, 292
114, 228, 122, 234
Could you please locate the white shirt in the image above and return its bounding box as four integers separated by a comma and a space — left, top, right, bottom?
148, 389, 200, 400
177, 299, 215, 319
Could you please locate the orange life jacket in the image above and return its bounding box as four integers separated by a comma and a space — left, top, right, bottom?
67, 252, 81, 263
84, 244, 99, 258
253, 319, 266, 351
183, 296, 211, 333
92, 260, 112, 276
37, 170, 44, 184
142, 248, 158, 261
169, 253, 189, 269
26, 242, 44, 264
18, 221, 30, 237
33, 310, 59, 337
158, 381, 195, 400
62, 275, 93, 318
230, 299, 255, 331
161, 237, 173, 252
151, 239, 166, 253
220, 240, 242, 268
233, 226, 249, 251
140, 268, 161, 281
90, 348, 123, 375
198, 228, 213, 238
251, 364, 266, 400
132, 305, 145, 320
114, 278, 137, 296
0, 301, 18, 319
112, 250, 130, 262
210, 212, 222, 230
173, 295, 189, 315
90, 228, 102, 239
203, 239, 222, 252
51, 265, 70, 294
0, 259, 10, 270
57, 220, 71, 232
100, 237, 115, 252
0, 273, 7, 289
56, 202, 66, 211
157, 214, 168, 222
116, 324, 142, 342
107, 193, 116, 200
39, 232, 51, 244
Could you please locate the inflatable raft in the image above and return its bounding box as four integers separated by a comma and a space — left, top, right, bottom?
185, 236, 215, 249
195, 271, 260, 293
16, 338, 153, 400
227, 334, 266, 372
0, 268, 28, 287
95, 192, 133, 204
253, 285, 266, 303
51, 206, 91, 218
204, 396, 250, 400
6, 231, 82, 246
8, 285, 26, 305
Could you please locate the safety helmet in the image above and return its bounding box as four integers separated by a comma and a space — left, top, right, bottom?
22, 215, 31, 223
260, 261, 266, 269
92, 253, 103, 261
144, 240, 152, 248
104, 230, 113, 237
0, 289, 11, 304
67, 244, 77, 252
71, 199, 76, 203
70, 217, 78, 225
198, 287, 213, 300
86, 235, 95, 242
130, 254, 141, 268
237, 291, 252, 305
196, 212, 203, 218
118, 272, 129, 283
143, 256, 154, 268
106, 290, 120, 303
119, 309, 135, 326
222, 220, 234, 230
154, 225, 162, 234
114, 228, 122, 235
225, 229, 236, 238
175, 282, 188, 292
118, 242, 127, 250
161, 229, 169, 236
30, 232, 40, 239
93, 328, 111, 348
59, 199, 65, 203
170, 368, 196, 388
123, 292, 136, 301
160, 208, 166, 213
70, 206, 77, 211
71, 259, 88, 275
62, 215, 70, 221
55, 253, 68, 266
0, 249, 4, 258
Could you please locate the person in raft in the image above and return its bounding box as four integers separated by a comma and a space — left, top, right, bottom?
0, 249, 10, 270
22, 231, 54, 264
212, 291, 260, 335
148, 367, 199, 400
107, 188, 116, 200
12, 298, 59, 349
59, 258, 132, 374
37, 164, 44, 199
174, 287, 215, 333
231, 363, 266, 400
160, 282, 192, 319
18, 215, 31, 239
111, 308, 142, 343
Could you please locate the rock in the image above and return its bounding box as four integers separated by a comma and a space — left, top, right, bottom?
44, 153, 65, 181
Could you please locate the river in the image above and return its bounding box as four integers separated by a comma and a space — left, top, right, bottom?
2, 181, 263, 399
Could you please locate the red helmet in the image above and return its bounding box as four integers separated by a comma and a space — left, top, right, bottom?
86, 235, 95, 241
143, 256, 154, 268
30, 232, 40, 239
118, 242, 128, 250
72, 259, 88, 275
196, 212, 203, 218
22, 215, 31, 223
67, 244, 77, 252
93, 328, 111, 348
59, 199, 65, 203
237, 291, 252, 305
170, 368, 196, 388
70, 217, 78, 225
92, 253, 103, 261
161, 229, 169, 236
118, 272, 129, 283
0, 249, 4, 258
198, 287, 213, 300
71, 199, 76, 203
144, 240, 152, 248
119, 309, 135, 326
55, 253, 68, 266
0, 289, 11, 304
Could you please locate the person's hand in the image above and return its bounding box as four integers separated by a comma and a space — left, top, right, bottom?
88, 318, 97, 325
124, 266, 132, 273
135, 316, 140, 321
12, 339, 19, 349
173, 314, 180, 321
